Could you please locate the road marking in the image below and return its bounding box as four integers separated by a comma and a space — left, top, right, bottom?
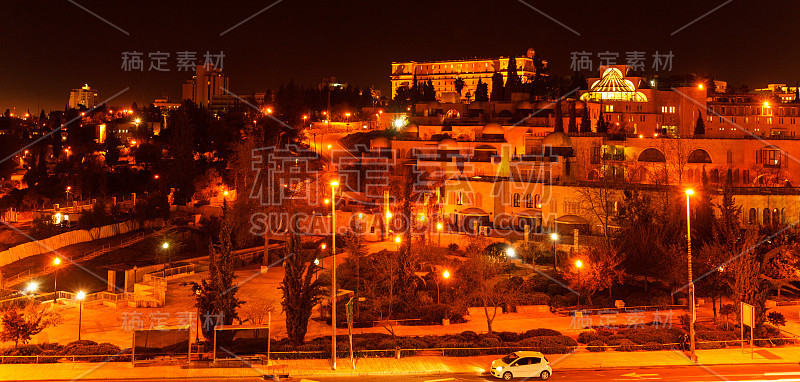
621, 372, 659, 378
424, 379, 455, 382
765, 372, 800, 376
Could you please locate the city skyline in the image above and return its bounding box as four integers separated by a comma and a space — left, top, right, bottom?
3, 0, 800, 111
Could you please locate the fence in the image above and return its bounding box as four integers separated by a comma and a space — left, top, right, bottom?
554, 305, 685, 316
151, 264, 195, 279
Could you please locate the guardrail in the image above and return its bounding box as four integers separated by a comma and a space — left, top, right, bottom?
80, 243, 112, 262
121, 232, 146, 247
151, 264, 195, 279
554, 305, 685, 316
0, 353, 131, 363
1, 270, 31, 289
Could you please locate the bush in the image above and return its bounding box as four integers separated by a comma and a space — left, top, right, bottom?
515, 335, 577, 354
587, 340, 606, 352
459, 331, 479, 342
418, 304, 451, 325
517, 292, 551, 306
641, 342, 664, 351
496, 331, 520, 342
768, 311, 786, 327
447, 243, 459, 251
613, 339, 637, 352
478, 337, 501, 347
618, 327, 680, 345
578, 332, 606, 344
523, 328, 562, 338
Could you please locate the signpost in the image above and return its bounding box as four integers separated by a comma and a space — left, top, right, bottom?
740, 302, 755, 358
347, 297, 355, 369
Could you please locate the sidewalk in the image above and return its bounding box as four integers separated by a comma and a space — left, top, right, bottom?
1, 346, 798, 381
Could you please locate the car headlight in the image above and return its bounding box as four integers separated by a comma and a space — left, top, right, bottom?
496, 366, 503, 371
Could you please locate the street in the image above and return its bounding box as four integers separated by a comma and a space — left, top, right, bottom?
70, 364, 800, 382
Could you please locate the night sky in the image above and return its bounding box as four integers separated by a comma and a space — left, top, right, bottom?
3, 0, 800, 112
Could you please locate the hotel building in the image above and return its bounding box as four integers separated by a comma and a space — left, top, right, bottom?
68, 84, 99, 109
391, 48, 545, 102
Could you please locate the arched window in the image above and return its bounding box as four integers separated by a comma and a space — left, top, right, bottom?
525, 194, 533, 208
773, 208, 780, 226
587, 169, 600, 181
688, 149, 712, 163
638, 148, 666, 162
513, 193, 521, 207
534, 194, 541, 208
499, 110, 513, 118
763, 208, 771, 225
749, 208, 757, 224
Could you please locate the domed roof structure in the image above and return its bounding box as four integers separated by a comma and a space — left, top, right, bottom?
468, 101, 485, 110
438, 137, 458, 150
405, 123, 419, 133
573, 100, 586, 110
535, 101, 555, 110
516, 101, 533, 110
542, 132, 572, 148
482, 123, 504, 135
372, 136, 390, 148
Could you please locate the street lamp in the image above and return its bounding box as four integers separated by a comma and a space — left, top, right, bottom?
162, 242, 169, 249
550, 233, 559, 270
53, 257, 61, 301
26, 281, 38, 295
685, 188, 697, 362
437, 270, 451, 304
394, 235, 401, 251
575, 260, 583, 268
330, 180, 339, 370
506, 247, 516, 258
76, 291, 85, 341
437, 222, 443, 247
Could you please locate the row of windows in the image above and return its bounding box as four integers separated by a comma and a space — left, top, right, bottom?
709, 116, 799, 125
511, 193, 542, 208
710, 105, 800, 117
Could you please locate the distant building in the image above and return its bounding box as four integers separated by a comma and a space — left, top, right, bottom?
182, 64, 229, 107
69, 84, 98, 109
391, 49, 545, 102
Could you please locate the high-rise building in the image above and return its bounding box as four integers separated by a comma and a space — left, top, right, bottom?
182, 64, 229, 107
391, 48, 545, 102
68, 84, 98, 109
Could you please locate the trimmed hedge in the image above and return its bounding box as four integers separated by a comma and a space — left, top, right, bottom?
0, 341, 124, 364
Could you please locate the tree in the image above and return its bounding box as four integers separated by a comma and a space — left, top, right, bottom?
596, 105, 608, 133
577, 181, 618, 244
474, 79, 489, 102
490, 72, 505, 101
104, 127, 121, 168
190, 218, 242, 341
280, 229, 324, 345
694, 111, 706, 136
568, 101, 577, 133
563, 243, 625, 305
0, 302, 61, 347
505, 56, 522, 99
580, 107, 591, 133
453, 247, 509, 333
454, 77, 465, 97
554, 98, 564, 132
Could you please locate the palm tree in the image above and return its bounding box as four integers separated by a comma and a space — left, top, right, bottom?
454, 77, 465, 97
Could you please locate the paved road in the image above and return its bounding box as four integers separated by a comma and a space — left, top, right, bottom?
71, 364, 800, 382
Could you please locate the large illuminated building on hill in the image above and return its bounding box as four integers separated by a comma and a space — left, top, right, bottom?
391, 48, 545, 103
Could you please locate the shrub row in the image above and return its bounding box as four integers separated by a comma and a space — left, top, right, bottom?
0, 341, 124, 364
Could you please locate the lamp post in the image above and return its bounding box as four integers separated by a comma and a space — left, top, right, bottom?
194, 288, 201, 344
26, 282, 38, 295
76, 291, 85, 341
550, 233, 559, 270
437, 223, 443, 247
53, 257, 61, 301
437, 270, 450, 304
574, 260, 584, 304
394, 235, 401, 251
330, 180, 338, 370
685, 189, 696, 362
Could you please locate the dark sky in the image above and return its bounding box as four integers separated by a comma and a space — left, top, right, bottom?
2, 0, 799, 112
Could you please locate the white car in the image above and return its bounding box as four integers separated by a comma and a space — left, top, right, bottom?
489, 351, 552, 380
